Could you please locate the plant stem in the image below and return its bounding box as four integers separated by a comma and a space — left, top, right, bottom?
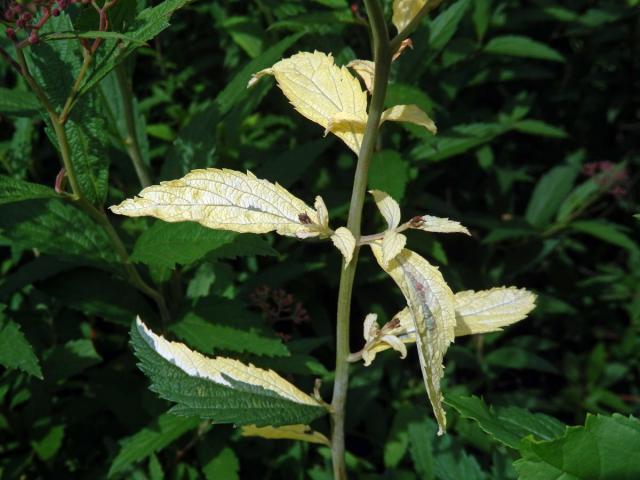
13, 45, 169, 323
330, 1, 391, 478
115, 64, 152, 188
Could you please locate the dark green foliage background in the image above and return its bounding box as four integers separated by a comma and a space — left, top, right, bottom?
0, 0, 639, 478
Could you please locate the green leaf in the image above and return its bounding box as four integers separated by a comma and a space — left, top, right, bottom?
163, 33, 304, 177
0, 88, 40, 117
368, 150, 410, 201
472, 0, 491, 41
62, 93, 110, 204
484, 346, 558, 373
513, 120, 568, 138
429, 0, 471, 52
571, 220, 639, 255
43, 339, 102, 383
0, 199, 119, 270
412, 122, 510, 162
0, 176, 59, 205
0, 307, 42, 379
408, 419, 436, 480
484, 35, 565, 62
525, 164, 579, 227
79, 0, 195, 95
31, 424, 65, 461
108, 413, 201, 477
131, 320, 327, 427
130, 220, 277, 269
514, 414, 640, 480
169, 297, 289, 358
445, 395, 565, 450
202, 447, 240, 480
556, 177, 604, 222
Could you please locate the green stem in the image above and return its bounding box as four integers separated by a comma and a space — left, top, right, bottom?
14, 47, 83, 198
330, 1, 391, 478
13, 45, 169, 324
59, 50, 93, 124
115, 64, 152, 188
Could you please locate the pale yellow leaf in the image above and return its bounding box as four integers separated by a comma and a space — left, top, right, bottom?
370, 190, 401, 229
453, 287, 536, 336
381, 230, 407, 267
250, 51, 368, 154
331, 227, 356, 266
392, 0, 427, 32
370, 244, 456, 434
325, 112, 366, 139
381, 104, 437, 135
135, 318, 321, 407
241, 424, 330, 446
347, 59, 375, 93
110, 168, 329, 239
314, 196, 329, 229
363, 313, 379, 342
362, 286, 535, 350
380, 334, 408, 360
410, 215, 470, 235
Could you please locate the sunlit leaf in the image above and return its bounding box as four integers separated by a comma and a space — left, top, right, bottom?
370, 245, 456, 434
110, 169, 329, 238
381, 230, 407, 267
392, 0, 427, 32
132, 319, 327, 426
409, 215, 470, 235
241, 424, 330, 446
250, 51, 367, 154
347, 59, 375, 93
331, 227, 356, 266
381, 104, 437, 134
370, 190, 402, 229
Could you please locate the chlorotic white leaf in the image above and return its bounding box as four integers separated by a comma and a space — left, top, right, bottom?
250, 51, 368, 154
410, 215, 470, 235
331, 227, 356, 267
110, 168, 329, 239
381, 105, 437, 135
135, 318, 322, 408
363, 313, 379, 342
314, 196, 330, 229
370, 190, 402, 229
380, 334, 408, 360
370, 244, 456, 435
347, 59, 375, 93
241, 424, 330, 446
453, 287, 536, 336
381, 230, 407, 267
361, 287, 535, 355
392, 0, 427, 32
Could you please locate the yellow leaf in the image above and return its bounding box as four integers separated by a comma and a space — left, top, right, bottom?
370, 244, 456, 434
241, 424, 330, 446
250, 51, 368, 154
370, 190, 401, 229
325, 112, 366, 138
381, 104, 437, 134
135, 318, 322, 407
410, 215, 470, 235
392, 0, 427, 32
381, 230, 406, 267
347, 59, 375, 93
331, 227, 356, 267
314, 196, 330, 229
110, 168, 329, 239
360, 287, 535, 353
453, 287, 536, 336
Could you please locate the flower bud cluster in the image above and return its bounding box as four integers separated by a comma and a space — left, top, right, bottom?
581, 161, 629, 199
3, 0, 89, 45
